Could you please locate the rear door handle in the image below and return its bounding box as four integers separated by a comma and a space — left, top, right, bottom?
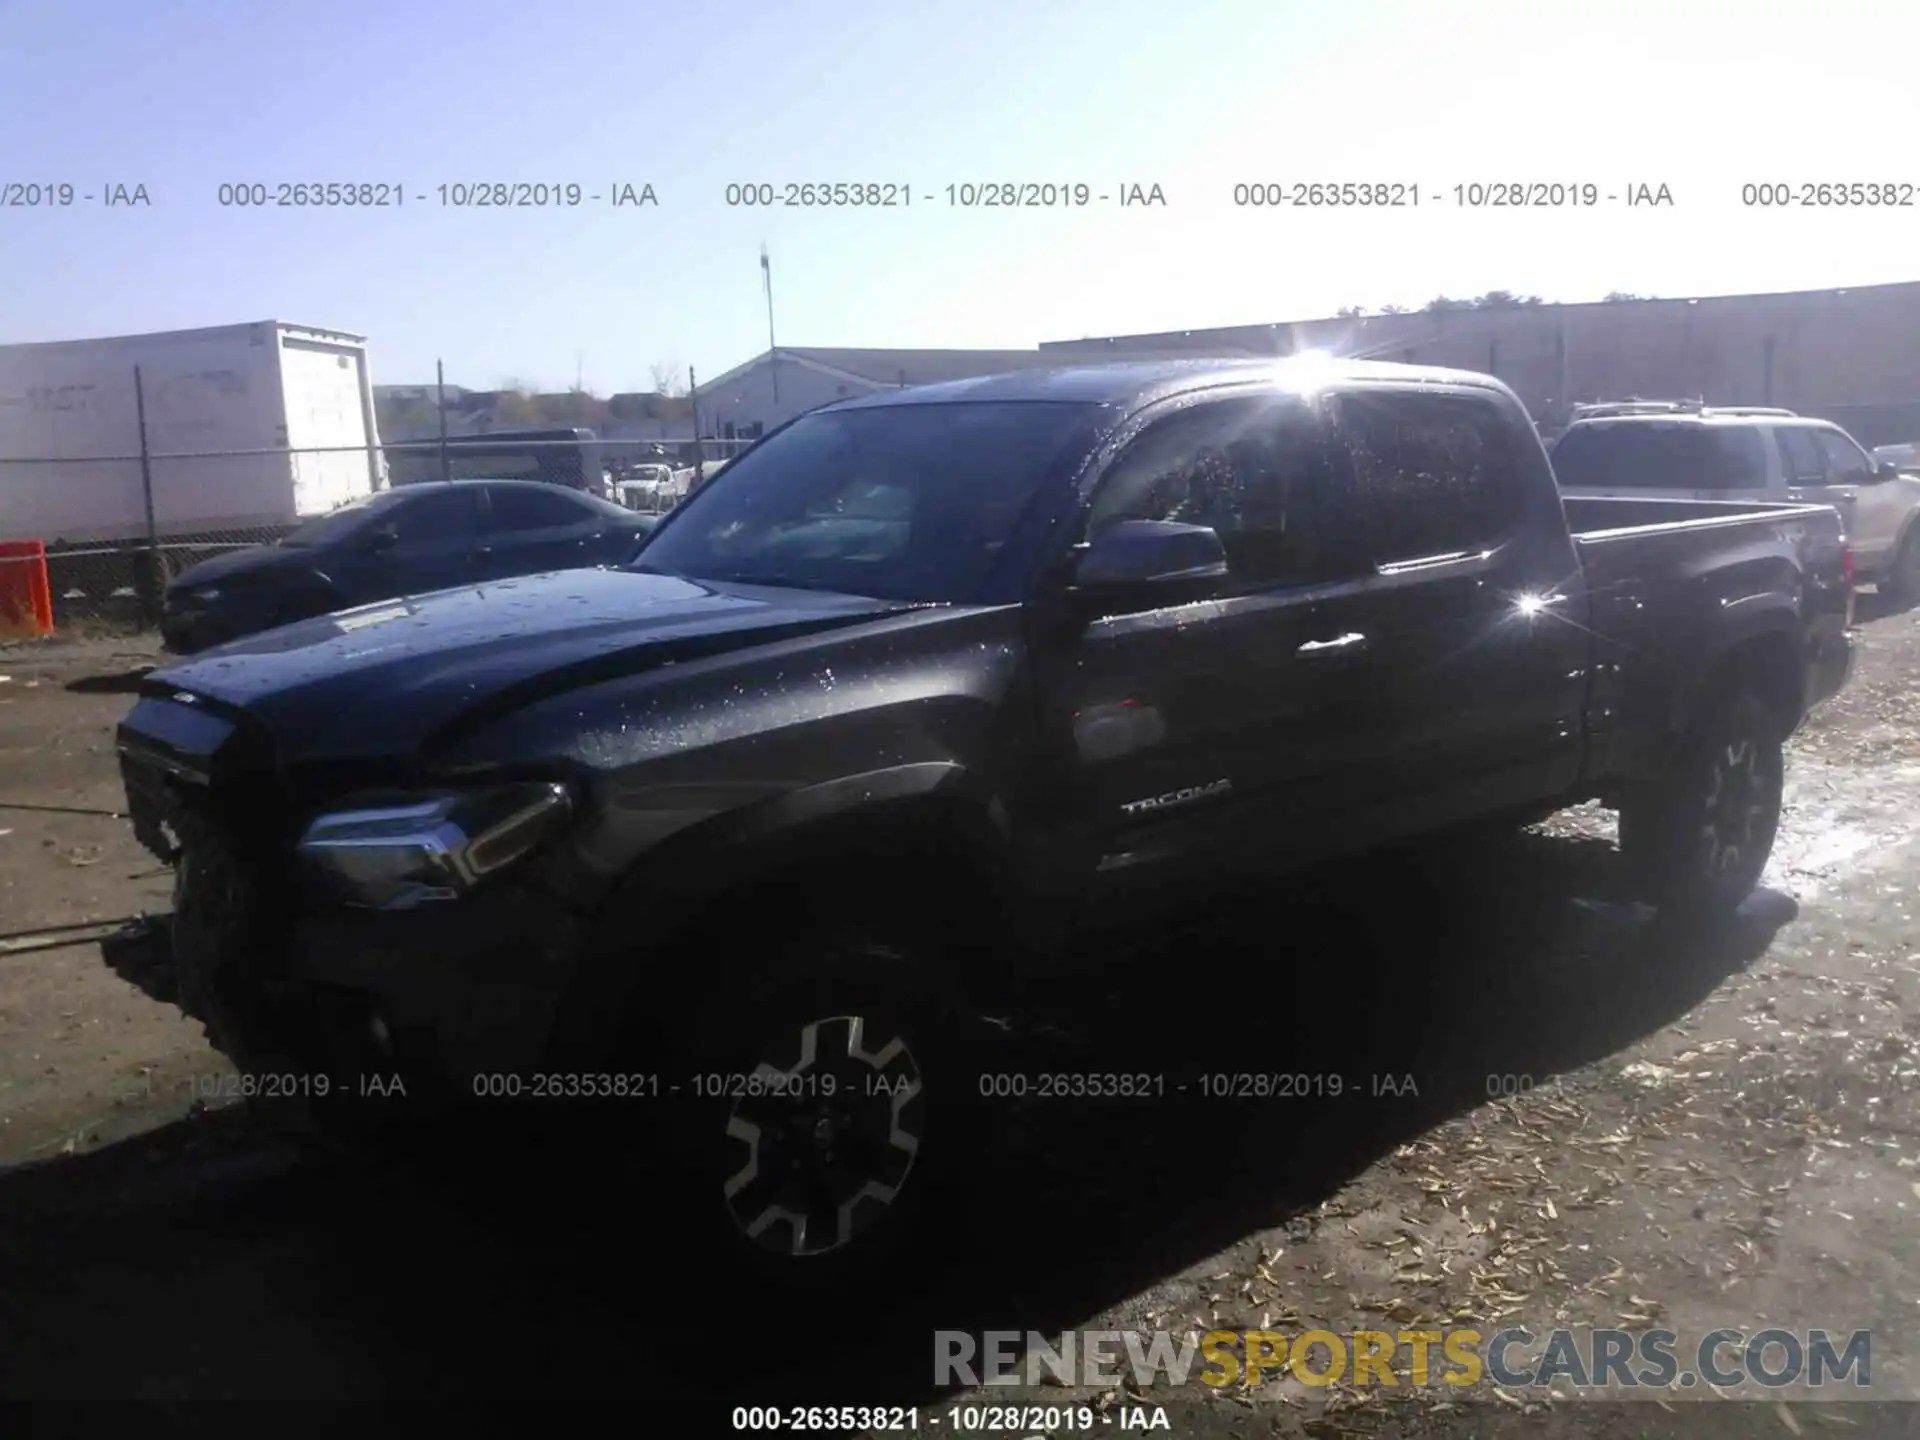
1296, 632, 1368, 657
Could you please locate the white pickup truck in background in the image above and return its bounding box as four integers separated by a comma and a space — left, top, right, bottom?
0, 321, 385, 546
1877, 442, 1920, 475
1551, 402, 1920, 601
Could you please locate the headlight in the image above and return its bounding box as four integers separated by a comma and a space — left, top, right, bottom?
296, 781, 574, 910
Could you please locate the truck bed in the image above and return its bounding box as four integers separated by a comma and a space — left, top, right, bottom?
1561, 491, 1853, 788
1560, 492, 1839, 539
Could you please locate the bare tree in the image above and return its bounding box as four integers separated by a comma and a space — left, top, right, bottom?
648, 360, 687, 398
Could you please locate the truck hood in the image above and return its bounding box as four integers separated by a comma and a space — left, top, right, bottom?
140, 566, 910, 762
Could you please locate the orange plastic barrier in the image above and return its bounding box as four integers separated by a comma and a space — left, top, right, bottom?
0, 540, 55, 637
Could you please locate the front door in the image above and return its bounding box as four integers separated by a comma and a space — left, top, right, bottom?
1805, 425, 1902, 573
1776, 422, 1865, 553
1031, 390, 1376, 892
344, 484, 484, 605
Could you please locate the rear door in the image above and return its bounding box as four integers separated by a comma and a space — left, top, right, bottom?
280, 338, 376, 515
474, 483, 607, 579
1323, 384, 1592, 830
1699, 424, 1775, 501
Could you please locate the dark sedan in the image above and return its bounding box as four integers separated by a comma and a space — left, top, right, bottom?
161, 480, 659, 654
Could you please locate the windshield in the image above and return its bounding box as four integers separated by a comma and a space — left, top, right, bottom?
630, 401, 1101, 601
278, 492, 387, 546
1551, 422, 1718, 489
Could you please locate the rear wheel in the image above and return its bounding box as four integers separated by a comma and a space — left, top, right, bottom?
1617, 690, 1784, 920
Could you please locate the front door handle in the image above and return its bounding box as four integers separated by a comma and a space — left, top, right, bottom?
1296, 632, 1368, 657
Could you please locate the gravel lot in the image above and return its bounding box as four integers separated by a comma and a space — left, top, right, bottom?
4, 598, 1920, 1433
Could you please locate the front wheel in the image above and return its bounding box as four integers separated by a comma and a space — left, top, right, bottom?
647, 943, 972, 1290
1617, 691, 1784, 920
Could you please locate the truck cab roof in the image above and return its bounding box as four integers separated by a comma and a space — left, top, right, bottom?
824, 355, 1519, 414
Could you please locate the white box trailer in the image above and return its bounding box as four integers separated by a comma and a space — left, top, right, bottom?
0, 321, 385, 546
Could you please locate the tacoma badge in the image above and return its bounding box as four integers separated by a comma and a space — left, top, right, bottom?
1119, 778, 1233, 816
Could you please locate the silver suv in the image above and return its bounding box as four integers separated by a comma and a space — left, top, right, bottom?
1551, 403, 1920, 599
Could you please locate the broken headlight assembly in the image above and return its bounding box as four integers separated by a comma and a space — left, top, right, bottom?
295, 781, 576, 910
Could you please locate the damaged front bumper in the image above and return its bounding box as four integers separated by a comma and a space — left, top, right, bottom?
117, 743, 597, 1093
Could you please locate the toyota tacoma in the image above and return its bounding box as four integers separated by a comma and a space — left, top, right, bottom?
111, 358, 1854, 1283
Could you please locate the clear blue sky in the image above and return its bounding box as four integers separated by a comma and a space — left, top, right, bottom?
4, 0, 1917, 394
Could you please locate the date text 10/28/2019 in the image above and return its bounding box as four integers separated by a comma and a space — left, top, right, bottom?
132, 1070, 407, 1101
212, 183, 659, 208
722, 182, 1167, 208
731, 1404, 1173, 1431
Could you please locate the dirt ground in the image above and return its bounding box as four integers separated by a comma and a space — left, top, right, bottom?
5, 602, 1920, 1433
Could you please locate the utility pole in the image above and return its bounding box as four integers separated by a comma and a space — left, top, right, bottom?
436, 358, 451, 484
761, 243, 779, 405
689, 365, 704, 490
133, 365, 161, 627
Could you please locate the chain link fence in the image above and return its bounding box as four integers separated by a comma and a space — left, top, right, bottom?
2, 428, 760, 635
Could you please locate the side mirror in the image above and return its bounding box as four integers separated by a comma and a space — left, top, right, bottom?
1072, 520, 1228, 589
1872, 460, 1902, 482
367, 525, 399, 553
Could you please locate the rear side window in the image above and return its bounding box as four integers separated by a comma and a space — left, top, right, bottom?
1776, 427, 1827, 483
388, 487, 480, 542
1549, 422, 1710, 490
486, 484, 589, 532
1338, 390, 1516, 564
1707, 428, 1771, 490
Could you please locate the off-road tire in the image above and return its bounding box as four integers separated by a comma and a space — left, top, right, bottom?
623, 933, 978, 1293
1617, 690, 1784, 921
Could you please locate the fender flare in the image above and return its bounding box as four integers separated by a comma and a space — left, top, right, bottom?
1671, 607, 1802, 739
546, 762, 1021, 1058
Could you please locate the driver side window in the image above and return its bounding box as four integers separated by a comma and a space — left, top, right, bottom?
1813, 428, 1875, 483
1086, 398, 1328, 591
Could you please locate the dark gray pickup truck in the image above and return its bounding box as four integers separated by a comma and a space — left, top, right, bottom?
110, 358, 1854, 1285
